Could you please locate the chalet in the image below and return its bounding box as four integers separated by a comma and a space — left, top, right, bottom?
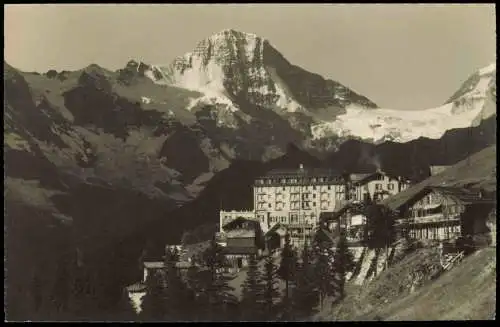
218, 210, 256, 233
387, 186, 496, 243
222, 217, 264, 270
264, 223, 290, 253
348, 171, 411, 203
319, 202, 367, 245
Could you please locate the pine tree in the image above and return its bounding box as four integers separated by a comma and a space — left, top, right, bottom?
200, 237, 236, 321
311, 228, 336, 311
277, 233, 298, 301
277, 233, 299, 320
363, 203, 396, 270
332, 231, 355, 302
185, 263, 206, 321
262, 255, 280, 321
292, 242, 318, 319
162, 248, 193, 321
240, 255, 264, 321
140, 271, 167, 321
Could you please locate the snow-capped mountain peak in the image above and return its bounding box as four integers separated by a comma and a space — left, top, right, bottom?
142, 29, 377, 116
312, 63, 496, 144
138, 30, 494, 148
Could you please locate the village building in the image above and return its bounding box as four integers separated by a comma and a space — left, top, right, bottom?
220, 217, 264, 271
347, 170, 411, 203
252, 165, 350, 248
218, 210, 257, 233
219, 164, 412, 250
125, 245, 202, 314
319, 203, 367, 245
386, 186, 496, 243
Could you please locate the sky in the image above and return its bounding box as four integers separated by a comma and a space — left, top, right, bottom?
4, 4, 496, 110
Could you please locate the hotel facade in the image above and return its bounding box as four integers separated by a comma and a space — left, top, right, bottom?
219, 165, 411, 249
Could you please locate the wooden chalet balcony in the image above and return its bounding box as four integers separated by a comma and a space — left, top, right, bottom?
397, 213, 461, 225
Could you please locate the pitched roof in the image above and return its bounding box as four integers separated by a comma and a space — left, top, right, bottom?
143, 261, 164, 269
265, 223, 287, 236
319, 202, 365, 223
349, 173, 373, 183
222, 216, 260, 230
351, 171, 404, 186
432, 186, 496, 204
226, 229, 256, 239
384, 185, 495, 212
126, 282, 146, 293
382, 146, 496, 211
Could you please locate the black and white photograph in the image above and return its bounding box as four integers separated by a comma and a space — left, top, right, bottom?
4, 3, 496, 322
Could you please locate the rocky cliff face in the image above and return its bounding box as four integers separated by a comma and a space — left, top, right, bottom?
146, 29, 377, 114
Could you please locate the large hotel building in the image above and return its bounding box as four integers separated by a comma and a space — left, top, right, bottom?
219, 164, 411, 249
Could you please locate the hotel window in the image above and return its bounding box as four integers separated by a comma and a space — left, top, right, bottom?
283, 187, 286, 191
375, 183, 382, 190
328, 185, 331, 190
312, 178, 317, 183
268, 204, 272, 208
313, 186, 317, 190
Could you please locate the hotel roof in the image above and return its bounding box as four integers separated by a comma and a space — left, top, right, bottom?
258, 167, 342, 179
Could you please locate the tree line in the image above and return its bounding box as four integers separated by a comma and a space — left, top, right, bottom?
23, 198, 398, 321
138, 228, 355, 322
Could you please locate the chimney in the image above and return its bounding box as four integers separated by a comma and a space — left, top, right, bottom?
299, 164, 304, 170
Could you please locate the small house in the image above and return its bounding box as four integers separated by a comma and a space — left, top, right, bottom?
264, 223, 288, 253
349, 171, 411, 203
319, 202, 367, 244
221, 217, 264, 270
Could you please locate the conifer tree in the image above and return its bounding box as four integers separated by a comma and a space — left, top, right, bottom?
140, 271, 167, 321
363, 203, 396, 269
332, 231, 355, 302
185, 262, 207, 321
162, 247, 194, 321
262, 254, 280, 321
201, 237, 236, 321
277, 233, 298, 301
311, 228, 336, 311
240, 255, 264, 321
277, 233, 299, 320
292, 242, 318, 319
